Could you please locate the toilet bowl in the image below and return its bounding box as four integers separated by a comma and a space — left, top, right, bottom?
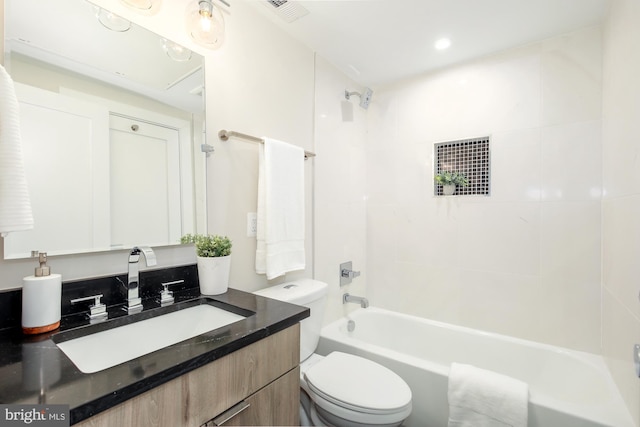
300, 352, 412, 427
254, 279, 413, 427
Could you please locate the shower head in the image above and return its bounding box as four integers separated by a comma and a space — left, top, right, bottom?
359, 87, 373, 109
345, 87, 373, 110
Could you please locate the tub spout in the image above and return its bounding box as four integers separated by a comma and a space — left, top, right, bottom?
343, 293, 369, 308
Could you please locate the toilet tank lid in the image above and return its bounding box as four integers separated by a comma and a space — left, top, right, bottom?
253, 279, 328, 305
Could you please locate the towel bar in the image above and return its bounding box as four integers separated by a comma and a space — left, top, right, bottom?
218, 129, 316, 159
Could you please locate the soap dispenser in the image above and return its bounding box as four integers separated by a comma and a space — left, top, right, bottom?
21, 252, 62, 335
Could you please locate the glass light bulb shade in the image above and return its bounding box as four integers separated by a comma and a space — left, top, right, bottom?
95, 7, 131, 32
162, 39, 193, 62
120, 0, 161, 15
186, 0, 225, 49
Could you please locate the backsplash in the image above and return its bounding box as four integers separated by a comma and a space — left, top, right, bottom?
0, 264, 199, 331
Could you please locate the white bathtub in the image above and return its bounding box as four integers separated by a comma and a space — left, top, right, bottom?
316, 307, 634, 427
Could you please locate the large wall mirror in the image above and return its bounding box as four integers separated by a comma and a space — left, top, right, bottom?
3, 0, 206, 259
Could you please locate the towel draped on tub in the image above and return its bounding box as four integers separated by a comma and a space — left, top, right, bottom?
447, 362, 529, 427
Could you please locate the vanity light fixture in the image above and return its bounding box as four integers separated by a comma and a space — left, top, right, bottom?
119, 0, 161, 15
95, 7, 131, 32
162, 39, 193, 62
112, 0, 229, 49
186, 0, 226, 49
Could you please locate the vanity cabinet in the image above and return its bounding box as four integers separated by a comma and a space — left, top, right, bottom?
75, 324, 300, 427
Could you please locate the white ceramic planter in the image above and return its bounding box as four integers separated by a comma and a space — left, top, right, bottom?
197, 255, 231, 295
443, 184, 456, 196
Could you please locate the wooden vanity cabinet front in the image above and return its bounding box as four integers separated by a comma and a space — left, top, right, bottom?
204, 367, 299, 426
75, 324, 300, 427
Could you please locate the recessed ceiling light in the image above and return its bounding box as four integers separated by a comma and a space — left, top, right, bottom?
435, 38, 451, 51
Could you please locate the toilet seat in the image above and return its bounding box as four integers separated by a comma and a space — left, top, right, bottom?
303, 352, 412, 425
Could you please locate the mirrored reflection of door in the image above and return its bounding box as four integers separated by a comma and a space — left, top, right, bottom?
109, 115, 181, 249
3, 84, 110, 259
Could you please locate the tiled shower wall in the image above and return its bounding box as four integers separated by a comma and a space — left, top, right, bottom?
313, 56, 368, 325
602, 0, 640, 423
366, 26, 603, 354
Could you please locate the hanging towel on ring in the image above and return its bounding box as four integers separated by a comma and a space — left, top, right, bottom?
447, 363, 528, 427
255, 137, 305, 279
0, 64, 33, 237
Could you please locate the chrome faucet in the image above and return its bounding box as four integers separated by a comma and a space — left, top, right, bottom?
343, 293, 369, 308
125, 246, 157, 313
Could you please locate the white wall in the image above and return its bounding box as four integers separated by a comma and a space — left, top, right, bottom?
602, 0, 640, 423
313, 55, 368, 324
366, 26, 603, 354
204, 1, 315, 292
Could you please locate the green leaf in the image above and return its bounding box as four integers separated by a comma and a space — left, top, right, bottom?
434, 171, 469, 187
180, 234, 232, 257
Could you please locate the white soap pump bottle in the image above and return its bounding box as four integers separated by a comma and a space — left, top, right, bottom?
21, 252, 62, 334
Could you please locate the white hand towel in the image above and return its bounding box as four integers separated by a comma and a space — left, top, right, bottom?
447, 363, 528, 427
0, 64, 33, 237
255, 137, 305, 279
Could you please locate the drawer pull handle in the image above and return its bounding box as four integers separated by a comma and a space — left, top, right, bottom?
209, 400, 251, 426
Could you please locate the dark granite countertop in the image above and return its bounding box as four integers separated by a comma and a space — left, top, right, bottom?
0, 283, 309, 425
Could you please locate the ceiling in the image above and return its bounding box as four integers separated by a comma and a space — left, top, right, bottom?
249, 0, 611, 87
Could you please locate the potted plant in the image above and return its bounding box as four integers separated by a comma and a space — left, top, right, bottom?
181, 234, 232, 295
434, 171, 469, 195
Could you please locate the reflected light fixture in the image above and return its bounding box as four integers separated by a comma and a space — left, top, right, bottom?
120, 0, 162, 14
186, 0, 225, 49
162, 39, 193, 62
95, 7, 131, 32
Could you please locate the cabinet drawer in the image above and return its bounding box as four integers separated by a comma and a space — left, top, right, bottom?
204, 367, 300, 426
184, 324, 300, 426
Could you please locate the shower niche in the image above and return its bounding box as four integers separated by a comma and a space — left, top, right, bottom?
434, 136, 491, 197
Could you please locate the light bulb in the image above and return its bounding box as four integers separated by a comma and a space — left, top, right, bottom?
200, 15, 212, 32
95, 7, 131, 32
186, 0, 225, 49
162, 39, 192, 62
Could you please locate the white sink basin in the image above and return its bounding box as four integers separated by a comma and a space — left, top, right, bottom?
56, 304, 246, 373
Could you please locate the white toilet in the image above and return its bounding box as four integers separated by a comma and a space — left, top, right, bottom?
254, 279, 412, 427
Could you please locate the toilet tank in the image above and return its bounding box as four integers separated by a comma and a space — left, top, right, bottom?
254, 279, 328, 362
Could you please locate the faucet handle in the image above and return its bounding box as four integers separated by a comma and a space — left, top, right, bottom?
71, 294, 108, 320
339, 261, 361, 286
341, 269, 361, 279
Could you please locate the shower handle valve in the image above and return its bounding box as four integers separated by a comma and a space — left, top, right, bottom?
339, 261, 361, 286
342, 269, 361, 279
